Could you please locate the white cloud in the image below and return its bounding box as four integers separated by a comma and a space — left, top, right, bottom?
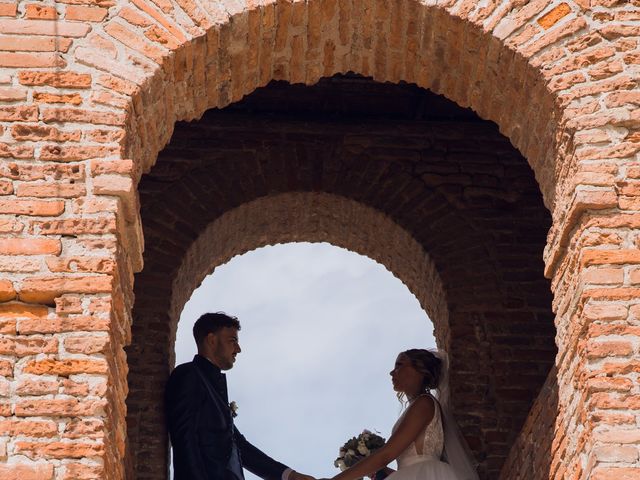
174, 242, 435, 479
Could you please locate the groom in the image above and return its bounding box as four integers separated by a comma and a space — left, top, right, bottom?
165, 312, 314, 480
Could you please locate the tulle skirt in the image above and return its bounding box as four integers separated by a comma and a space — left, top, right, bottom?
387, 457, 459, 480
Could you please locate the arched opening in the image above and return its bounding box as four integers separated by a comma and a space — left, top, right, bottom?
173, 242, 438, 479
127, 75, 556, 480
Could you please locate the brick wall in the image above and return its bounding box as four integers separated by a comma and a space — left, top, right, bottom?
0, 0, 638, 479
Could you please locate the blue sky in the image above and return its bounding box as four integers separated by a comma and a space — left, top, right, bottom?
174, 242, 436, 479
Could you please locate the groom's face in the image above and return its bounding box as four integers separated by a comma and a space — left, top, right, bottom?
209, 327, 241, 370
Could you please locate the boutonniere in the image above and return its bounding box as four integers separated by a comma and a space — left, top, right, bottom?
229, 401, 238, 418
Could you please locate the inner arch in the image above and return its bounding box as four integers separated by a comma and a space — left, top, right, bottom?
127, 75, 555, 480
173, 242, 438, 480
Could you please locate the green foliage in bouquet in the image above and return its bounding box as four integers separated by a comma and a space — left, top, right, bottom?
334, 430, 386, 472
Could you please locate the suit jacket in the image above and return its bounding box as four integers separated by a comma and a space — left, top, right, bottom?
165, 354, 290, 480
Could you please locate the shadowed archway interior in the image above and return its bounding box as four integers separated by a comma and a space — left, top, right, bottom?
127, 75, 556, 480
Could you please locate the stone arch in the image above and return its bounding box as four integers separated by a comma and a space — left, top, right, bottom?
127, 77, 556, 479
0, 1, 636, 479
168, 192, 449, 355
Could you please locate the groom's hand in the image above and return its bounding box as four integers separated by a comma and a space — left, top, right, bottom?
289, 471, 315, 480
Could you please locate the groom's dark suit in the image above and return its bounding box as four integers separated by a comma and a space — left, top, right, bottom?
165, 354, 290, 480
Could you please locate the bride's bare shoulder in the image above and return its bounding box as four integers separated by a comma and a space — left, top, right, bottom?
409, 394, 436, 415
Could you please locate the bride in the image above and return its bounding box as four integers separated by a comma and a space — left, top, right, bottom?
328, 349, 479, 480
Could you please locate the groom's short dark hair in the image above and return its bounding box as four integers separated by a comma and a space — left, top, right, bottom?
193, 312, 241, 347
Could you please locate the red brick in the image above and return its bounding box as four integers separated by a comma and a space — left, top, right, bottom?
86, 128, 126, 143
46, 256, 114, 273
130, 0, 186, 41
0, 36, 73, 52
630, 267, 640, 285
63, 418, 104, 438
0, 238, 61, 255
33, 91, 83, 105
16, 379, 58, 396
18, 71, 91, 88
602, 361, 640, 376
594, 429, 640, 444
586, 341, 634, 358
119, 6, 153, 27
0, 303, 48, 319
97, 74, 138, 95
61, 463, 103, 479
0, 86, 27, 101
0, 279, 16, 302
593, 445, 639, 463
589, 323, 640, 337
90, 159, 134, 176
582, 267, 623, 285
39, 144, 118, 162
0, 419, 58, 437
61, 378, 90, 396
30, 217, 116, 235
23, 358, 108, 376
0, 218, 23, 233
587, 377, 633, 393
0, 105, 38, 121
15, 398, 106, 417
2, 337, 58, 356
74, 45, 145, 81
0, 142, 34, 159
0, 464, 55, 480
15, 440, 104, 459
17, 316, 109, 334
0, 317, 15, 339
581, 249, 640, 267
11, 124, 82, 142
599, 24, 640, 40
64, 336, 109, 354
54, 295, 83, 314
18, 275, 113, 304
41, 107, 125, 126
65, 5, 108, 21
0, 52, 66, 68
537, 3, 572, 29
0, 179, 13, 194
16, 182, 86, 198
0, 3, 17, 17
104, 21, 168, 63
145, 24, 180, 49
0, 359, 13, 376
0, 162, 84, 182
0, 19, 90, 37
25, 4, 58, 19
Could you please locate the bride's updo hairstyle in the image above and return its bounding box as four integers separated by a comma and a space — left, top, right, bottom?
402, 349, 442, 397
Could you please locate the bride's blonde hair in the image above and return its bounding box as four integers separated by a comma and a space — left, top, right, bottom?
397, 349, 442, 402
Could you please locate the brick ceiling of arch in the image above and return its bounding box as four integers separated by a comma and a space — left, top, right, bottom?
127, 75, 556, 480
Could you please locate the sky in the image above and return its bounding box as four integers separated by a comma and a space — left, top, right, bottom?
174, 242, 436, 479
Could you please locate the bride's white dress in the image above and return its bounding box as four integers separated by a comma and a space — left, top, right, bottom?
387, 394, 459, 480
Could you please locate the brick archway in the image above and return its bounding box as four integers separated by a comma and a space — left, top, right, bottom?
128, 76, 556, 479
0, 1, 638, 479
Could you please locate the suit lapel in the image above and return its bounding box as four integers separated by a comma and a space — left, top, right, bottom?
193, 356, 233, 424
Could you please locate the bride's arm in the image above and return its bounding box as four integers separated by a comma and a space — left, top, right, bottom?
331, 396, 435, 480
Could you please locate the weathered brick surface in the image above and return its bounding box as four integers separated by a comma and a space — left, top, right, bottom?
0, 0, 637, 479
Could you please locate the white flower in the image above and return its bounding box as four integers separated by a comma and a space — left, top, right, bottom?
335, 460, 347, 471
347, 449, 356, 456
357, 443, 370, 456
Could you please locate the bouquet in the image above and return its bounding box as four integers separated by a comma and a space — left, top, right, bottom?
334, 429, 386, 473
